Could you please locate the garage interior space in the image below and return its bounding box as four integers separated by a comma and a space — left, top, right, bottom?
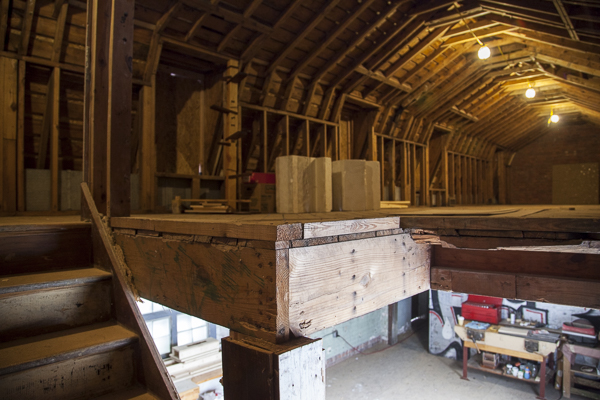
1, 0, 600, 399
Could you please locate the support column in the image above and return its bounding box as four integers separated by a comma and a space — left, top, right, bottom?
50, 67, 60, 211
222, 334, 325, 400
497, 151, 506, 205
106, 0, 133, 218
388, 302, 398, 345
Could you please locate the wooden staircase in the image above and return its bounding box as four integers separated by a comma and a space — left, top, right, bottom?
0, 214, 178, 398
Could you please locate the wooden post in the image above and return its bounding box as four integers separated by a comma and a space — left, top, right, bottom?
223, 59, 239, 208
51, 67, 60, 212
17, 60, 25, 211
140, 76, 156, 211
421, 146, 429, 206
442, 148, 449, 206
497, 151, 506, 204
410, 144, 417, 206
0, 57, 18, 213
106, 0, 133, 218
401, 142, 409, 201
222, 334, 325, 400
88, 0, 111, 215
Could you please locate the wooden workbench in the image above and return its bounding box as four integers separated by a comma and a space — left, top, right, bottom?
455, 323, 559, 400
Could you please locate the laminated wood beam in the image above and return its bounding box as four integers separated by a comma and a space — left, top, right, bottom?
106, 0, 134, 218
264, 0, 342, 77
18, 0, 36, 56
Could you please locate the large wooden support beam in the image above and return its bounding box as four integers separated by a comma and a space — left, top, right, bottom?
87, 0, 111, 214
432, 245, 600, 281
432, 267, 600, 309
222, 334, 325, 400
113, 217, 429, 343
0, 56, 18, 213
106, 0, 133, 218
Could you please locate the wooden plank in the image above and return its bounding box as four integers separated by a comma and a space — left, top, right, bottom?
19, 0, 36, 55
0, 0, 9, 52
51, 2, 68, 63
106, 0, 133, 218
1, 57, 17, 213
432, 246, 600, 280
288, 234, 430, 336
115, 233, 283, 342
448, 268, 516, 298
304, 217, 400, 239
51, 67, 60, 212
17, 60, 25, 211
517, 275, 600, 309
140, 77, 156, 211
36, 71, 54, 170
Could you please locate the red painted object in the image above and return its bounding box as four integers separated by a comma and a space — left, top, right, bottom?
243, 173, 276, 184
461, 295, 503, 324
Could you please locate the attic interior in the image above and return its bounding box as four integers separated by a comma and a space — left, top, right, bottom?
0, 0, 599, 399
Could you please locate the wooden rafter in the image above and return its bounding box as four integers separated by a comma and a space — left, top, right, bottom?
552, 0, 579, 40
51, 2, 69, 63
144, 1, 182, 82
0, 0, 10, 52
53, 0, 66, 18
241, 0, 304, 63
264, 0, 342, 77
285, 0, 377, 84
384, 27, 448, 78
19, 0, 36, 56
217, 0, 263, 53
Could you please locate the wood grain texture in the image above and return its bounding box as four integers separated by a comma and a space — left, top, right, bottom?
288, 234, 430, 336
0, 345, 136, 399
448, 269, 516, 299
115, 233, 281, 342
303, 217, 399, 239
0, 228, 92, 274
517, 275, 600, 309
433, 245, 600, 280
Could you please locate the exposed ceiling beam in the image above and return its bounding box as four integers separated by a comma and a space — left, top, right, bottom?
552, 0, 580, 40
19, 0, 36, 56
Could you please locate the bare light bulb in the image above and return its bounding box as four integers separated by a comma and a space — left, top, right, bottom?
550, 114, 559, 123
478, 46, 490, 60
525, 88, 536, 99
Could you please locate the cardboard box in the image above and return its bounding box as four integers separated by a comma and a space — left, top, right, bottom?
243, 183, 276, 213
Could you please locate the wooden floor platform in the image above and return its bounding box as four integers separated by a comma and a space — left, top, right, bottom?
2, 205, 598, 343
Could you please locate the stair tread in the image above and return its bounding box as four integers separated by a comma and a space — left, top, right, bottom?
92, 386, 160, 400
0, 267, 112, 294
0, 321, 138, 376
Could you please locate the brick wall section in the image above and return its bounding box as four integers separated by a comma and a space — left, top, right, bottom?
509, 122, 600, 204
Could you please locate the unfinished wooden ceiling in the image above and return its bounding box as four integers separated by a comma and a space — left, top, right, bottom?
2, 0, 600, 154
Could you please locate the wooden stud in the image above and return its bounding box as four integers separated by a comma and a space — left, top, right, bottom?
17, 60, 25, 211
50, 67, 60, 212
106, 0, 134, 218
140, 77, 156, 211
37, 72, 54, 170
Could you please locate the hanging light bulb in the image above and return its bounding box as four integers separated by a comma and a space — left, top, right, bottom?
525, 88, 536, 98
478, 45, 491, 60
550, 114, 559, 123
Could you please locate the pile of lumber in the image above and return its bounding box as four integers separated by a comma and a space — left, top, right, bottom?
380, 200, 411, 209
171, 196, 232, 214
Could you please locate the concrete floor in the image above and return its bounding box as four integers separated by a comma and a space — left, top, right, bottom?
326, 321, 588, 400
